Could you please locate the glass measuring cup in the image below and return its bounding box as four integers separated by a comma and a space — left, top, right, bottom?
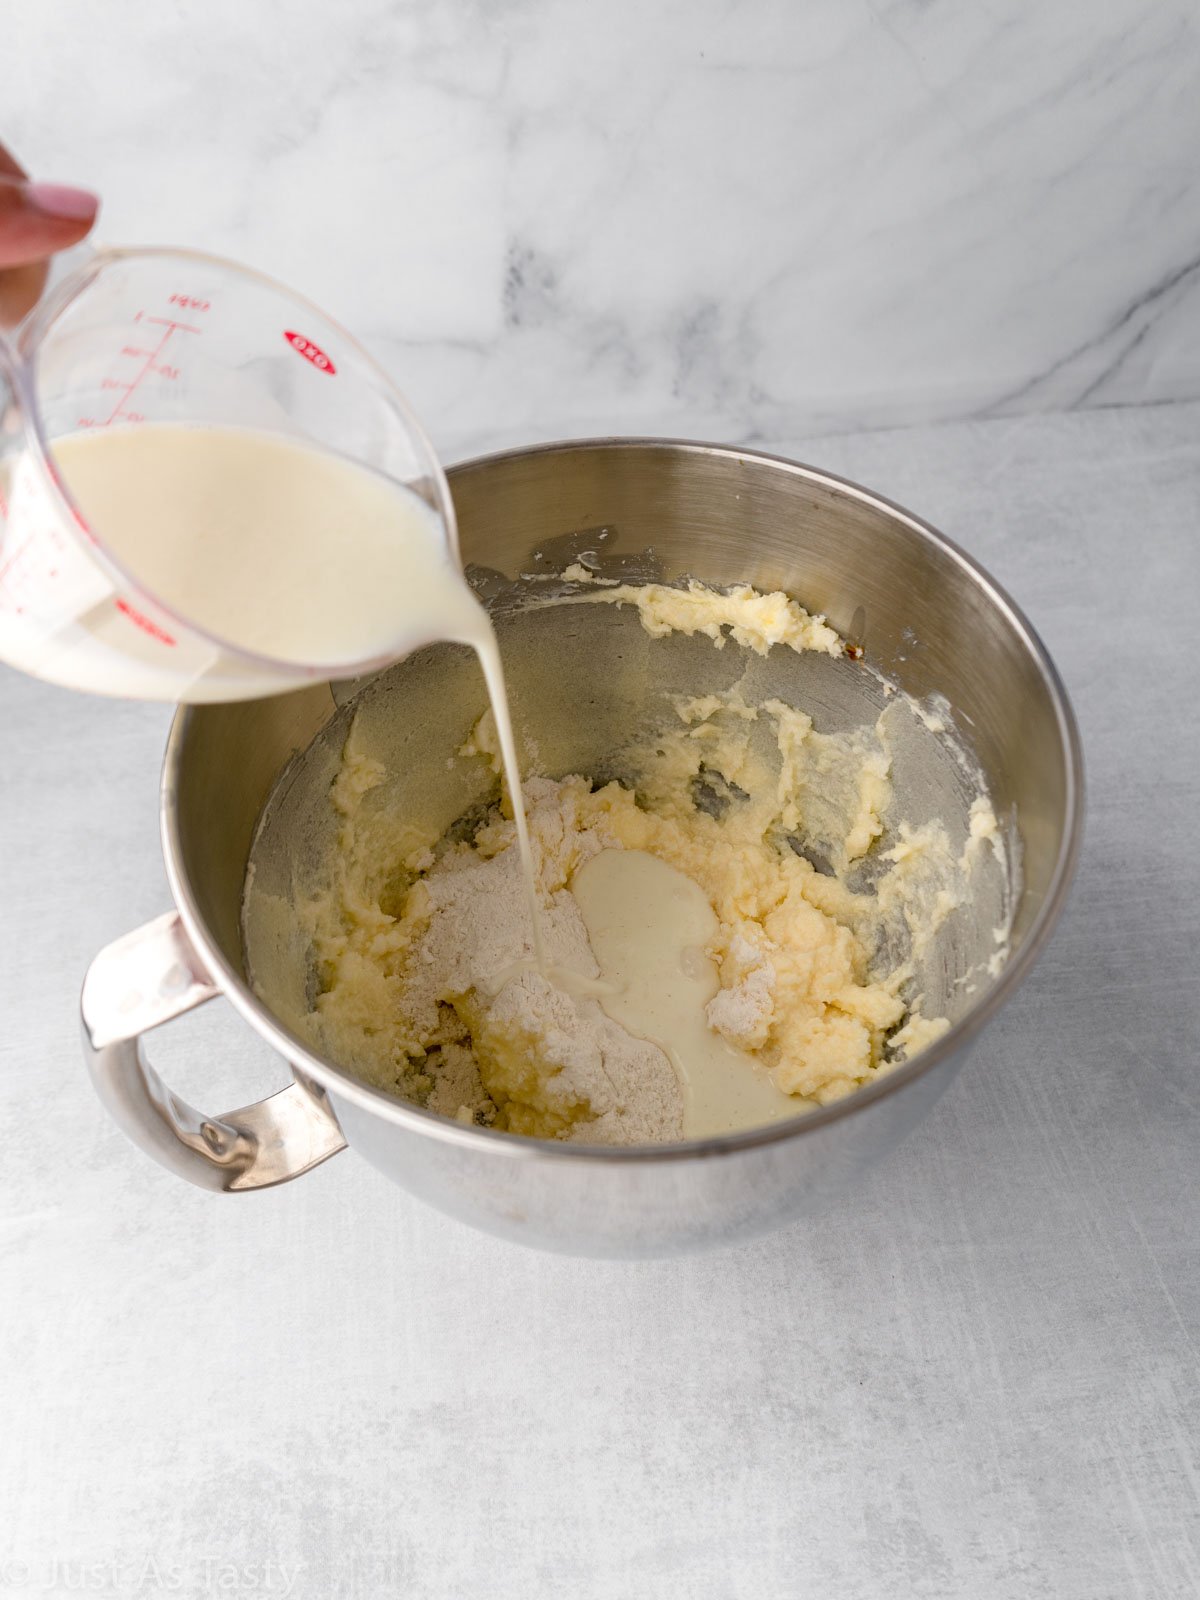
0, 247, 458, 701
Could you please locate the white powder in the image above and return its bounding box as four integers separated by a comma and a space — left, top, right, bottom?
706, 952, 776, 1049
395, 783, 682, 1143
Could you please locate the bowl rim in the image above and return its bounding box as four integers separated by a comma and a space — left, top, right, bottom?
161, 435, 1086, 1165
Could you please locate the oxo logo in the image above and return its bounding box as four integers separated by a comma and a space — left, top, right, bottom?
283, 330, 336, 375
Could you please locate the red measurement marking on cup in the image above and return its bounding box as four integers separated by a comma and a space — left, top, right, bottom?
283, 331, 336, 374
0, 516, 70, 612
0, 535, 34, 610
89, 306, 203, 429
115, 597, 176, 646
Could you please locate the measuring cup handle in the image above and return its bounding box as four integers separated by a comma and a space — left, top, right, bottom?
80, 911, 346, 1191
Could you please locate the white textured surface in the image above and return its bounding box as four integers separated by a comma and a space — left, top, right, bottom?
7, 0, 1200, 450
1, 401, 1198, 1597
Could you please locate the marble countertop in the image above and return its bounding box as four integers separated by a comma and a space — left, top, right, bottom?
1, 398, 1197, 1598
9, 0, 1200, 454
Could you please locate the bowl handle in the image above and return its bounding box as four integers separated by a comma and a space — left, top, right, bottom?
80, 911, 346, 1191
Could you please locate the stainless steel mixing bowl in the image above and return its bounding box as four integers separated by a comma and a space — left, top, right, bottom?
80, 439, 1083, 1256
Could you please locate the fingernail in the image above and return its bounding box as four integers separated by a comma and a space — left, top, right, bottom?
23, 182, 99, 221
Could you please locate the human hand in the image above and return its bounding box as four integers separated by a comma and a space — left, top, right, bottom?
0, 142, 99, 327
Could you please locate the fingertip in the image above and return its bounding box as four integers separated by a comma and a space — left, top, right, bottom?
23, 182, 100, 223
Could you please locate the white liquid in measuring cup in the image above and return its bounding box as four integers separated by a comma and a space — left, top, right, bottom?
51, 424, 466, 667
0, 421, 495, 703
45, 422, 547, 969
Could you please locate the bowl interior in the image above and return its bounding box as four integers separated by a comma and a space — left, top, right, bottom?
165, 441, 1079, 1113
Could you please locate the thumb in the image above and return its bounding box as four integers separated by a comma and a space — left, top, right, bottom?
0, 177, 99, 268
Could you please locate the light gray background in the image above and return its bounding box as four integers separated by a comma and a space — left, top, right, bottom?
2, 400, 1198, 1598
4, 2, 1200, 1595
